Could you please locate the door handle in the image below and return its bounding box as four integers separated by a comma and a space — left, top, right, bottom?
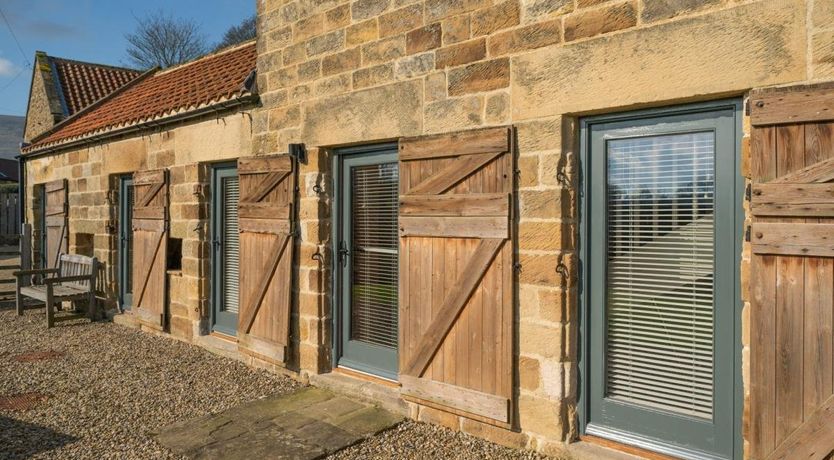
339, 241, 349, 268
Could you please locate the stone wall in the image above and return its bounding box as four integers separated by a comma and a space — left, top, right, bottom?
23, 110, 255, 338
18, 0, 834, 455
252, 0, 827, 455
24, 53, 63, 143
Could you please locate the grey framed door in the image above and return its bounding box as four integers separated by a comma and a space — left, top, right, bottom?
118, 176, 134, 310
581, 102, 742, 459
211, 164, 240, 336
335, 145, 399, 380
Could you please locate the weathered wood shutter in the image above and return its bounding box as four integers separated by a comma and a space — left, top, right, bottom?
237, 154, 295, 364
398, 127, 514, 427
44, 179, 68, 269
131, 169, 169, 330
749, 85, 834, 460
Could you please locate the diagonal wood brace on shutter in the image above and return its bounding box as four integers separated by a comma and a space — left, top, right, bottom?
131, 169, 169, 329
751, 153, 834, 257
133, 228, 165, 309
749, 83, 834, 460
403, 238, 504, 376
236, 154, 296, 364
398, 126, 515, 426
240, 233, 290, 334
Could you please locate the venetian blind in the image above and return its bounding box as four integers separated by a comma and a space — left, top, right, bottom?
222, 176, 240, 314
605, 132, 715, 420
351, 162, 399, 349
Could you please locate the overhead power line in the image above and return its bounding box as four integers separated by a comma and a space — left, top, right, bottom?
0, 7, 30, 67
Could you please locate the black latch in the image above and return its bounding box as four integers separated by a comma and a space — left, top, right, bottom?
745, 225, 751, 242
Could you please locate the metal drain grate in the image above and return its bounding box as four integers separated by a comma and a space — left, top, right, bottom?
0, 393, 48, 411
12, 351, 65, 362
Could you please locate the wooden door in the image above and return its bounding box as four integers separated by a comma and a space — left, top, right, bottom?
398, 127, 514, 427
131, 169, 169, 331
237, 154, 295, 364
44, 179, 67, 269
749, 84, 834, 460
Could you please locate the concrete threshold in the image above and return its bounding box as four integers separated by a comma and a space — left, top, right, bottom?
309, 370, 409, 417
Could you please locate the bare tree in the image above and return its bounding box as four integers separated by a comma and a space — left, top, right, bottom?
125, 11, 207, 69
215, 15, 256, 51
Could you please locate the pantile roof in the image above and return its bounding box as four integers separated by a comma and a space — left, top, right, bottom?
27, 41, 257, 152
50, 57, 142, 116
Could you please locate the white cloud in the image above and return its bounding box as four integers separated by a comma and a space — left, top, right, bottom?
0, 58, 19, 77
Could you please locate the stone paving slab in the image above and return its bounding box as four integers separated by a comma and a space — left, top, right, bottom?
154, 387, 404, 460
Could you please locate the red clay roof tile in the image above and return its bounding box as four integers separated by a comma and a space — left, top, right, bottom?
29, 41, 257, 151
50, 58, 142, 116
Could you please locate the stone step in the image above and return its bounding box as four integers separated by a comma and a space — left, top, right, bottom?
155, 387, 404, 460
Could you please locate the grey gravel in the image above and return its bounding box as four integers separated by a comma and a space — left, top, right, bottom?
1, 304, 559, 460
326, 420, 554, 460
0, 304, 302, 459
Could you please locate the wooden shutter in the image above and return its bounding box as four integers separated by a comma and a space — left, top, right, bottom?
131, 169, 169, 330
44, 179, 67, 269
237, 154, 295, 364
398, 127, 514, 427
749, 85, 834, 460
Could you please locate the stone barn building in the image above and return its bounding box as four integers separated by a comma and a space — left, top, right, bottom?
18, 1, 834, 459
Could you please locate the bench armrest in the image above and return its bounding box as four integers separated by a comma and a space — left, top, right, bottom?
44, 274, 94, 285
13, 268, 59, 277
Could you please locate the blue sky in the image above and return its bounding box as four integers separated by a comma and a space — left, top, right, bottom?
0, 0, 255, 117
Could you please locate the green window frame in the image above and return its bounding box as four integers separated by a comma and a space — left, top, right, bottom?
331, 143, 400, 381
118, 175, 134, 310
578, 100, 744, 460
210, 162, 240, 336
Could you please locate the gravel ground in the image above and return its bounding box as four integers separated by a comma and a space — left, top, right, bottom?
327, 421, 552, 460
0, 304, 302, 459
1, 304, 556, 460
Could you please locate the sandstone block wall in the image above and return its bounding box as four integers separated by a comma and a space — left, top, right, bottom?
253, 0, 828, 454
23, 111, 255, 339
18, 0, 834, 455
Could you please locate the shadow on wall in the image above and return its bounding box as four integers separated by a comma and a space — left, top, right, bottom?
0, 415, 78, 458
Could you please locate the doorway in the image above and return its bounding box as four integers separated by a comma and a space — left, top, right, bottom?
334, 145, 399, 380
118, 175, 134, 310
211, 163, 240, 336
580, 101, 742, 459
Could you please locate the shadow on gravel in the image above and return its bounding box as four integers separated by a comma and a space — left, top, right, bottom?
0, 416, 78, 458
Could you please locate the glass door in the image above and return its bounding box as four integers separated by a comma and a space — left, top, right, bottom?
118, 176, 134, 310
336, 146, 399, 380
583, 104, 741, 460
211, 164, 240, 336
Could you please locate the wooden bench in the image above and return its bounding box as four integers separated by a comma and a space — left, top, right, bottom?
14, 254, 98, 328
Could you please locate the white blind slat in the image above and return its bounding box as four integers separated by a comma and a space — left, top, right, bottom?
350, 162, 399, 349
222, 176, 240, 314
605, 132, 716, 420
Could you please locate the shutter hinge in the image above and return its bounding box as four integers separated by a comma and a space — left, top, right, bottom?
744, 99, 751, 116
192, 184, 205, 197
104, 220, 116, 234
745, 225, 751, 242
513, 262, 522, 273
745, 183, 752, 202
106, 190, 117, 205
